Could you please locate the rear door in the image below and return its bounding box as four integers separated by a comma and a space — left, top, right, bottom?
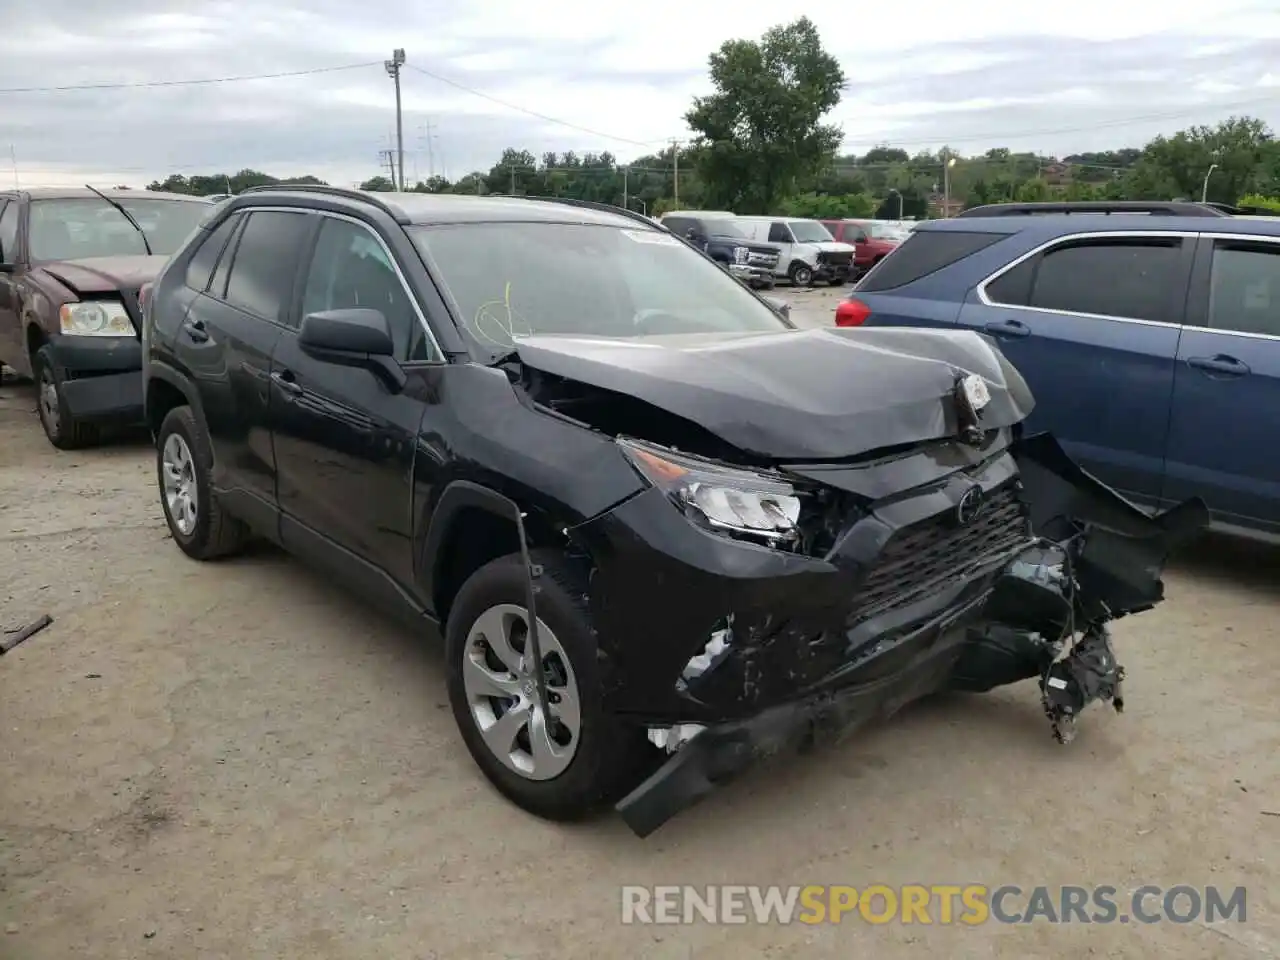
177, 208, 314, 532
1162, 233, 1280, 535
955, 231, 1194, 503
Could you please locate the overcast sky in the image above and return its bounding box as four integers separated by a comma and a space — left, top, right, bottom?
3, 0, 1279, 188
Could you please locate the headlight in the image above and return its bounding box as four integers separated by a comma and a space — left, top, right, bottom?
617, 437, 802, 545
59, 300, 134, 337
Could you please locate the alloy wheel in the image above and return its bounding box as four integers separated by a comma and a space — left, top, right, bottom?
462, 603, 581, 780
161, 433, 199, 536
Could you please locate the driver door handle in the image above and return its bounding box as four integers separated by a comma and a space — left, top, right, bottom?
983, 318, 1031, 338
271, 370, 303, 396
182, 318, 209, 343
1186, 354, 1250, 378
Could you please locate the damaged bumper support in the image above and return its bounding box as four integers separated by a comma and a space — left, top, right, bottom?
575, 433, 1207, 838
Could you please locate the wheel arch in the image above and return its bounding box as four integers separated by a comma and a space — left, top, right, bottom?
145, 362, 203, 441
420, 480, 566, 624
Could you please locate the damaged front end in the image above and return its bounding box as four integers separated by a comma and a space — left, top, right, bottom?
581, 432, 1207, 838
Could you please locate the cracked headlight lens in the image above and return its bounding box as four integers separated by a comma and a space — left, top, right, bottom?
617, 437, 802, 544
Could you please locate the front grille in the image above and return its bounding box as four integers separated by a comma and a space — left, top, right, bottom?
846, 483, 1030, 628
819, 251, 854, 267
749, 252, 778, 268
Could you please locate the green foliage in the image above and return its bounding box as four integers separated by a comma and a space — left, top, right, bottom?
146, 169, 327, 194
1238, 193, 1280, 212
684, 17, 845, 213
778, 192, 877, 219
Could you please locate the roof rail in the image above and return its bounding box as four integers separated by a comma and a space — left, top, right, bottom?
492, 194, 660, 230
235, 183, 407, 222
955, 200, 1229, 219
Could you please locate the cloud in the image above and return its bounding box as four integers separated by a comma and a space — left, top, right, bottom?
1, 0, 1278, 188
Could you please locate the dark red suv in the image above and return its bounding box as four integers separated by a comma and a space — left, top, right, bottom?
821, 219, 902, 277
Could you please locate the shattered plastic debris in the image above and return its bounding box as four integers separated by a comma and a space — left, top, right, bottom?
681, 618, 734, 681
647, 723, 706, 753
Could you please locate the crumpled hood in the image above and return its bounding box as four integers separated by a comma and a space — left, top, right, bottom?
513, 327, 1036, 461
815, 241, 856, 254
37, 255, 169, 296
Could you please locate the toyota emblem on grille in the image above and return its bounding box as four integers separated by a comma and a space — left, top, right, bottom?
955, 485, 985, 525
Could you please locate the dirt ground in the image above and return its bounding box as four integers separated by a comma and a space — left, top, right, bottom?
1, 311, 1278, 958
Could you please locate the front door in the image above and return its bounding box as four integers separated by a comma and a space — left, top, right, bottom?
956, 232, 1193, 503
270, 213, 441, 596
1163, 234, 1280, 535
0, 199, 24, 372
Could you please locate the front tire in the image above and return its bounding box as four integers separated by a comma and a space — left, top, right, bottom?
33, 345, 99, 450
788, 262, 814, 287
156, 405, 248, 560
445, 550, 652, 821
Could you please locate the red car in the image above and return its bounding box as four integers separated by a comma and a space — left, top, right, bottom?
821, 219, 901, 276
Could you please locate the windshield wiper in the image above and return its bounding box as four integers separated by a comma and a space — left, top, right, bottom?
83, 184, 152, 256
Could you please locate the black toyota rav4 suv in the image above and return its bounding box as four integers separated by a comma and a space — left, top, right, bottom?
141, 186, 1205, 837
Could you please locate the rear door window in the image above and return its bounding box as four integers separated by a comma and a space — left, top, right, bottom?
184, 213, 242, 293
1206, 240, 1280, 337
222, 211, 312, 323
858, 229, 1005, 291
1027, 238, 1181, 322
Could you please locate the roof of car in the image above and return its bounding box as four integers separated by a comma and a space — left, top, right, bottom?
915, 214, 1280, 239
231, 185, 650, 228
5, 187, 208, 203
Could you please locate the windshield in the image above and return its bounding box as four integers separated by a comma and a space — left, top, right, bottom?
409, 222, 790, 359
702, 218, 747, 239
788, 220, 834, 243
29, 197, 210, 261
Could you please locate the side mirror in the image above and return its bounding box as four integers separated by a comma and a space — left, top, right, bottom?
298, 308, 405, 392
300, 308, 394, 356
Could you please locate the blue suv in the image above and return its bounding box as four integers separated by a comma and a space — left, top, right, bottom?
836, 201, 1280, 541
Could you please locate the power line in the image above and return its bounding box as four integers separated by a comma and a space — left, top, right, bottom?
404, 63, 659, 148
0, 61, 381, 94
836, 93, 1280, 147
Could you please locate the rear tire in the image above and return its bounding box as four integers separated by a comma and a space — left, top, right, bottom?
156, 405, 248, 560
33, 345, 99, 450
445, 549, 653, 821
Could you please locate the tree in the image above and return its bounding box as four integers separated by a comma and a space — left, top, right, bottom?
685, 17, 845, 213
359, 175, 395, 192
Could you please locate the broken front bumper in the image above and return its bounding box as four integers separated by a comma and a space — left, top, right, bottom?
573, 433, 1208, 837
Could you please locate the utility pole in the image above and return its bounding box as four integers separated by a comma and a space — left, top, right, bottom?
378, 149, 397, 186
419, 120, 436, 179
385, 49, 406, 191
623, 166, 629, 210
509, 166, 516, 194
10, 145, 20, 189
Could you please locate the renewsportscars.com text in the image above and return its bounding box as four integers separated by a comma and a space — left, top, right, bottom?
620, 884, 1247, 926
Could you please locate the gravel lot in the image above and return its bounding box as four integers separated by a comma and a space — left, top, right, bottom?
2, 304, 1278, 958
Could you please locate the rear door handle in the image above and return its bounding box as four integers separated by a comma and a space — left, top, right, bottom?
270, 370, 304, 396
1187, 354, 1250, 377
983, 318, 1030, 338
182, 318, 209, 343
